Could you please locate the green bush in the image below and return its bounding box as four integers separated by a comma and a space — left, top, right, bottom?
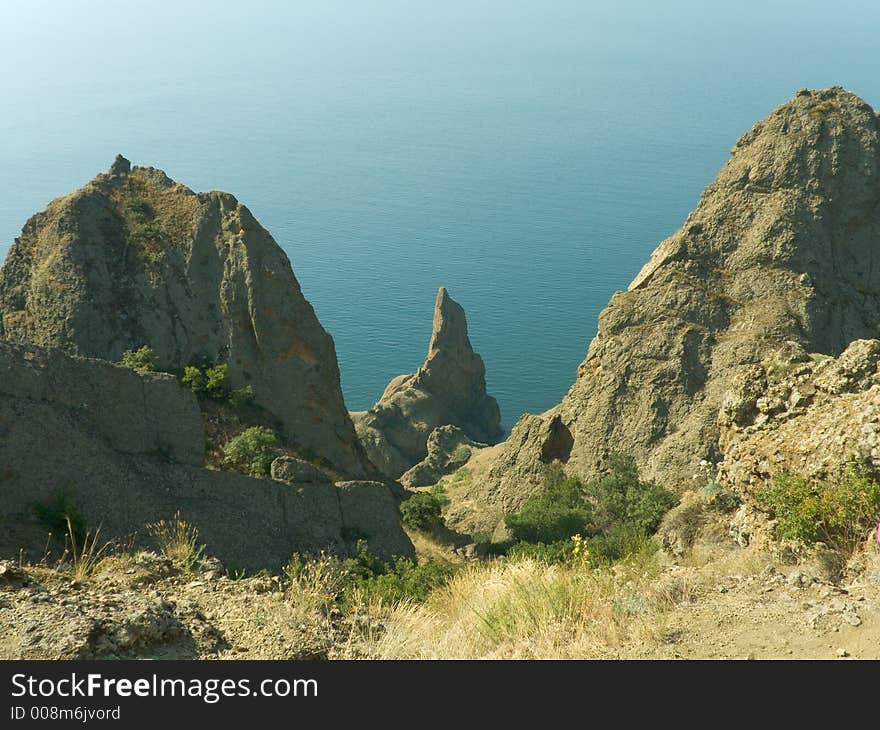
506, 539, 575, 564
33, 492, 86, 543
181, 366, 206, 394
341, 541, 458, 604
586, 453, 678, 535
504, 465, 592, 543
205, 364, 231, 400
221, 426, 278, 477
400, 491, 445, 532
501, 455, 677, 565
118, 346, 158, 374
587, 524, 657, 564
229, 385, 255, 409
755, 464, 880, 552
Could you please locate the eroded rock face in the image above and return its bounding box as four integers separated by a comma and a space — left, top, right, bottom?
0, 342, 413, 569
718, 339, 880, 497
399, 425, 482, 488
0, 157, 371, 477
353, 287, 501, 478
453, 87, 880, 528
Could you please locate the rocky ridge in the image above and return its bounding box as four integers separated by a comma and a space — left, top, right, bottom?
444, 87, 880, 534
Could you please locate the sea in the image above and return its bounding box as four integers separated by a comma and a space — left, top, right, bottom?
1, 0, 878, 430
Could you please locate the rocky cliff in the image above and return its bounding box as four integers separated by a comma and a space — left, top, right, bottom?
444, 87, 880, 533
0, 342, 413, 569
353, 287, 501, 478
0, 156, 372, 477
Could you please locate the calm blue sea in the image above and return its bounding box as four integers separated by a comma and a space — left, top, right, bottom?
1, 1, 878, 430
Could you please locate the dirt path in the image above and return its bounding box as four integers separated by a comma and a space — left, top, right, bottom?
627, 566, 880, 659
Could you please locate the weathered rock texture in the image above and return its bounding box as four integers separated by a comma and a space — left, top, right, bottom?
0, 156, 371, 477
353, 287, 501, 478
446, 87, 880, 533
718, 339, 880, 496
0, 342, 413, 569
399, 425, 481, 488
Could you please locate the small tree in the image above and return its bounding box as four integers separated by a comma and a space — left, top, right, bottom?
205, 364, 231, 400
400, 491, 445, 532
181, 366, 206, 394
222, 426, 278, 478
118, 346, 158, 374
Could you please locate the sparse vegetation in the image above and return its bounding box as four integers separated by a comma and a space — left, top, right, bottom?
61, 516, 110, 582
221, 426, 278, 477
285, 541, 459, 608
118, 345, 158, 374
229, 385, 255, 409
146, 512, 206, 574
755, 463, 880, 553
181, 362, 254, 409
809, 99, 839, 119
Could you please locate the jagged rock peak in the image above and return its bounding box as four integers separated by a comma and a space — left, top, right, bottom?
429, 287, 468, 352
0, 158, 374, 477
353, 287, 501, 479
440, 87, 880, 534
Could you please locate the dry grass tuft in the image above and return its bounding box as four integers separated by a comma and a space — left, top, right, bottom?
60, 517, 111, 582
146, 512, 205, 573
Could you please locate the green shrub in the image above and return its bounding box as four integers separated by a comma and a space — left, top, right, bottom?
181, 366, 206, 394
587, 524, 657, 564
400, 491, 445, 532
501, 455, 677, 565
205, 364, 231, 400
506, 539, 575, 564
118, 346, 158, 374
504, 465, 592, 543
586, 453, 678, 535
34, 492, 86, 543
340, 541, 458, 604
229, 385, 255, 409
755, 464, 880, 552
221, 426, 278, 477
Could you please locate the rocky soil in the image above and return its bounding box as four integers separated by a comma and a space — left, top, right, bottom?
0, 556, 372, 660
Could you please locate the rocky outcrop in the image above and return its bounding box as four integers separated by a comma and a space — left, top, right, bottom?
353, 287, 501, 478
0, 156, 371, 477
448, 87, 880, 532
718, 339, 880, 497
399, 425, 481, 488
0, 342, 413, 569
